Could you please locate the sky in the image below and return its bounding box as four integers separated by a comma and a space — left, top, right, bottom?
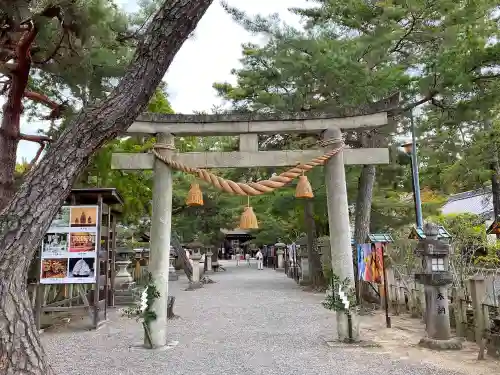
16, 0, 309, 162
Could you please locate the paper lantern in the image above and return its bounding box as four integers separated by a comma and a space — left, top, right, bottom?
186, 183, 204, 206
239, 206, 258, 229
295, 175, 314, 199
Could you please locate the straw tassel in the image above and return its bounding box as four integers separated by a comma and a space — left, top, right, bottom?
295, 174, 314, 199
186, 183, 204, 206
239, 197, 258, 229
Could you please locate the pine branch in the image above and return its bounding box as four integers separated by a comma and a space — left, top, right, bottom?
23, 90, 66, 119
33, 31, 65, 64
24, 141, 47, 172
18, 133, 52, 144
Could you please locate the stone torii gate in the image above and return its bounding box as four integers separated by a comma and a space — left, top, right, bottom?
112, 112, 390, 347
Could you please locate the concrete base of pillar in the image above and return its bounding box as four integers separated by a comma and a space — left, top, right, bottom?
168, 270, 179, 281
204, 269, 214, 274
299, 279, 312, 286
336, 312, 360, 343
418, 336, 463, 350
185, 281, 203, 291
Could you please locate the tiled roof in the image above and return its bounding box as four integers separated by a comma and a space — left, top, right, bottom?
409, 226, 451, 239
367, 233, 394, 243
441, 187, 493, 218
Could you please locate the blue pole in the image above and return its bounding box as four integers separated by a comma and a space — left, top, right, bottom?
410, 111, 423, 229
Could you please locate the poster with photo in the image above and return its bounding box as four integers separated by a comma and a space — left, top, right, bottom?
40, 204, 99, 284
40, 258, 68, 283
70, 206, 98, 228
49, 206, 70, 230
69, 232, 96, 254
42, 233, 69, 258
68, 257, 96, 282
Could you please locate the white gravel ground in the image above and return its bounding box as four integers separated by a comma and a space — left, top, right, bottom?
42, 261, 465, 375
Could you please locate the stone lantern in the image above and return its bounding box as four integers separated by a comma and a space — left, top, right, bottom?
205, 245, 214, 274
316, 236, 330, 273
414, 222, 462, 350
168, 246, 178, 281
186, 240, 204, 290
274, 242, 286, 272
295, 237, 311, 286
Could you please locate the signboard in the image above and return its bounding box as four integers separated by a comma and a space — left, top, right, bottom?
40, 205, 98, 284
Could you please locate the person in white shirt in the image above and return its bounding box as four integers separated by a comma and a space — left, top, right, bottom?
245, 252, 251, 267
255, 249, 263, 270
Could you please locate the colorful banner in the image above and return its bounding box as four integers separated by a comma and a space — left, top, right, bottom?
40, 205, 99, 284
357, 243, 370, 281
357, 242, 385, 284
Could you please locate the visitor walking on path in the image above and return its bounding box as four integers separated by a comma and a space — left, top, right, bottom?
256, 249, 263, 270
245, 252, 251, 267
235, 247, 241, 266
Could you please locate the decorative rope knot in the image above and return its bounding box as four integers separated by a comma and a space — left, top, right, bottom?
154, 143, 176, 151
151, 143, 345, 196
317, 137, 343, 148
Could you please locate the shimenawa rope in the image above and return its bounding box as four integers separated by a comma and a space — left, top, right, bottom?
151, 140, 344, 196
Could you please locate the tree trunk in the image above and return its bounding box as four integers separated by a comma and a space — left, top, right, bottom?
0, 117, 20, 210
354, 164, 377, 302
486, 119, 500, 238
0, 36, 32, 210
0, 1, 213, 373
304, 200, 325, 288
176, 245, 193, 281
353, 131, 379, 304
490, 161, 500, 239
353, 164, 376, 249
171, 232, 193, 280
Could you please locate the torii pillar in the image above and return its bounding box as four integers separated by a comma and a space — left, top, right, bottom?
148, 133, 174, 347
323, 127, 354, 283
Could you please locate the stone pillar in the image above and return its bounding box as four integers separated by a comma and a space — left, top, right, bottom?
168, 256, 178, 281
190, 249, 202, 287
275, 242, 286, 271
415, 222, 461, 350
469, 276, 487, 345
427, 286, 452, 339
199, 254, 205, 279
322, 127, 354, 283
205, 247, 213, 274
148, 133, 174, 348
276, 249, 285, 271
299, 250, 311, 286
299, 253, 311, 285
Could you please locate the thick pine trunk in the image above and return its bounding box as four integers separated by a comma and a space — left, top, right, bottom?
304, 200, 325, 288
0, 1, 213, 373
0, 274, 50, 374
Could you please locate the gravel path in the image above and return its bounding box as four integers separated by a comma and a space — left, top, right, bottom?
42, 261, 465, 375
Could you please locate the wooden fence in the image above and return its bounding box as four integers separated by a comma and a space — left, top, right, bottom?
386, 269, 500, 358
